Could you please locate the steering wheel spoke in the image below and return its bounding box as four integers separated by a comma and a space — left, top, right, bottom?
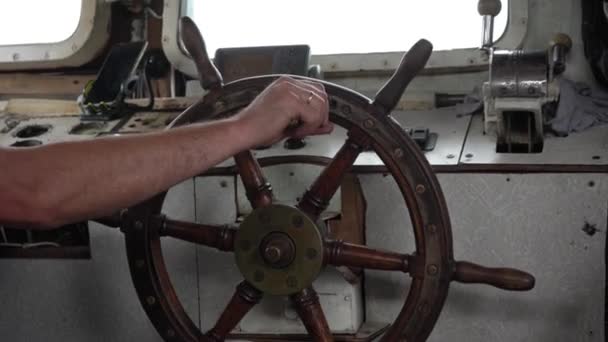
290, 287, 334, 342
324, 239, 419, 274
297, 128, 371, 219
160, 217, 235, 252
235, 151, 274, 209
204, 281, 262, 341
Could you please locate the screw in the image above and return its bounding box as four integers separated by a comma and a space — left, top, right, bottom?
292, 215, 304, 228
146, 296, 156, 305
416, 184, 426, 194
363, 119, 375, 128
393, 148, 404, 158
446, 154, 455, 159
254, 270, 265, 282
428, 224, 437, 234
167, 329, 175, 338
465, 153, 474, 159
135, 259, 145, 268
341, 105, 352, 115
219, 180, 228, 188
306, 248, 318, 260
427, 265, 438, 275
286, 276, 297, 288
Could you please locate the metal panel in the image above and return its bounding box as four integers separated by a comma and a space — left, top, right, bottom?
0, 181, 198, 342
363, 173, 606, 341
462, 114, 608, 165
0, 116, 118, 147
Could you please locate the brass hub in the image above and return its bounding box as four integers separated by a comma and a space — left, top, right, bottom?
234, 204, 324, 295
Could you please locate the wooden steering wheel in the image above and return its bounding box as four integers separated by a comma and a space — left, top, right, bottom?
108, 17, 535, 342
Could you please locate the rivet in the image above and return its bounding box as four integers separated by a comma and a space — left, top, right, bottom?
341, 105, 352, 115
146, 296, 156, 305
344, 295, 352, 301
465, 153, 474, 159
363, 119, 375, 128
134, 221, 144, 230
254, 270, 265, 282
306, 248, 318, 260
427, 264, 438, 276
292, 215, 304, 228
135, 259, 145, 268
446, 154, 455, 159
286, 276, 297, 288
416, 184, 426, 194
393, 148, 404, 158
428, 224, 437, 234
167, 329, 175, 338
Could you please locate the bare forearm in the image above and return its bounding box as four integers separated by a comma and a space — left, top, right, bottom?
0, 117, 251, 228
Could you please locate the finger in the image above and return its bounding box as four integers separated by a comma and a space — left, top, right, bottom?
284, 82, 327, 128
284, 80, 325, 106
290, 121, 334, 139
298, 80, 330, 126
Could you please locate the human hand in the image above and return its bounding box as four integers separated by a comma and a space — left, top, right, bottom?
233, 76, 333, 148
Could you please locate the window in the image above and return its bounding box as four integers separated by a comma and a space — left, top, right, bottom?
0, 0, 82, 45
186, 0, 509, 55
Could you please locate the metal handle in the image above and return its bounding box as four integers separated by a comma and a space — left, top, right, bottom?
478, 0, 503, 48
453, 261, 535, 291
180, 16, 223, 90
372, 39, 433, 115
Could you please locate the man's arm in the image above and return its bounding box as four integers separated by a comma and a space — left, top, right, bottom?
0, 77, 332, 229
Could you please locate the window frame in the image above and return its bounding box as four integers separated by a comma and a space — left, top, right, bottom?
162, 0, 528, 78
0, 0, 111, 71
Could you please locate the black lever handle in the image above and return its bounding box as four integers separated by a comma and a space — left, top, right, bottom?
372, 39, 433, 115
179, 16, 223, 90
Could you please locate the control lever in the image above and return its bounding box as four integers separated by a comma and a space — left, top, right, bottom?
180, 16, 224, 90
372, 39, 433, 115
478, 0, 503, 49
549, 33, 573, 75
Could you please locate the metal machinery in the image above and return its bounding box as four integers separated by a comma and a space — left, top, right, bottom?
0, 0, 606, 341
480, 0, 573, 153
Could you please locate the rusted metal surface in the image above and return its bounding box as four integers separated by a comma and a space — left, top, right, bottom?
114, 17, 535, 342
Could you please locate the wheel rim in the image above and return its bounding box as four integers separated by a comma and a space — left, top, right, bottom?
123, 75, 453, 342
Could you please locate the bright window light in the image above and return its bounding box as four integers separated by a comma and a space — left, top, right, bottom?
188, 0, 508, 55
0, 0, 82, 45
